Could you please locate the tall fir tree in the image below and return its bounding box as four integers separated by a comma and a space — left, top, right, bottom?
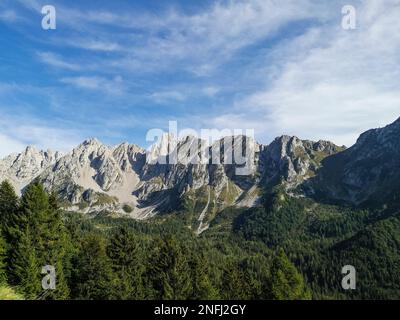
149, 236, 193, 300
107, 227, 145, 299
189, 251, 219, 299
269, 249, 311, 300
240, 255, 271, 300
9, 183, 70, 299
221, 260, 251, 299
0, 232, 6, 284
49, 191, 74, 291
12, 226, 41, 299
0, 180, 19, 241
72, 233, 115, 300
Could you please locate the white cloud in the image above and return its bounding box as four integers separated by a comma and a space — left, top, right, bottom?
6, 0, 400, 148
0, 9, 18, 23
0, 112, 85, 157
37, 52, 81, 71
60, 75, 124, 95
224, 0, 400, 146
28, 1, 331, 76
9, 125, 82, 152
0, 123, 82, 157
208, 113, 267, 136
65, 39, 123, 52
150, 90, 186, 103
123, 0, 328, 75
202, 86, 220, 97
0, 133, 26, 158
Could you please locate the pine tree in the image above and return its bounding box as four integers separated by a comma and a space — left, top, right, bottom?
42, 193, 71, 299
1, 181, 28, 284
0, 180, 19, 240
20, 183, 51, 253
107, 227, 145, 299
73, 233, 115, 299
240, 255, 271, 299
269, 249, 311, 300
9, 183, 70, 299
49, 191, 74, 290
0, 232, 6, 284
12, 227, 41, 299
221, 260, 251, 299
149, 236, 193, 300
189, 251, 219, 299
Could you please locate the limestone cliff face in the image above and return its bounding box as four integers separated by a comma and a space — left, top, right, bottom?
3, 118, 399, 225
305, 117, 400, 206
0, 132, 344, 218
0, 146, 61, 193
260, 135, 344, 191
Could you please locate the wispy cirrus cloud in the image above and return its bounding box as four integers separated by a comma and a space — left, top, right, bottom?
204, 0, 400, 146
60, 75, 124, 95
0, 133, 26, 158
149, 90, 186, 104
0, 9, 19, 23
0, 113, 84, 157
37, 52, 81, 71
1, 0, 400, 152
64, 38, 123, 52
22, 0, 330, 75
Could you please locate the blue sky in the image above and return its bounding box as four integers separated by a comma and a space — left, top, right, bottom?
0, 0, 400, 156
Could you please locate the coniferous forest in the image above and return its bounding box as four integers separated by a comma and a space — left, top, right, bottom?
0, 180, 311, 300
1, 179, 399, 300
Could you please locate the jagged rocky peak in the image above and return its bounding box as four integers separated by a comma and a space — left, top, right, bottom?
0, 145, 61, 192
113, 141, 144, 154
208, 135, 259, 167
145, 134, 211, 169
45, 138, 126, 193
308, 139, 346, 153
0, 129, 354, 219
146, 133, 178, 164
112, 142, 145, 173
260, 135, 343, 189
355, 117, 400, 153
72, 137, 107, 155
0, 145, 61, 176
306, 116, 400, 205
82, 137, 101, 146
176, 135, 209, 165
19, 145, 61, 165
37, 138, 145, 215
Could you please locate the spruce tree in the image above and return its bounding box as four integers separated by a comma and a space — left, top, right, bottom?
107, 227, 145, 299
240, 255, 271, 300
0, 232, 6, 284
149, 236, 192, 300
0, 180, 19, 240
221, 260, 251, 299
73, 233, 115, 299
189, 251, 219, 299
9, 183, 70, 299
269, 249, 311, 300
12, 227, 41, 299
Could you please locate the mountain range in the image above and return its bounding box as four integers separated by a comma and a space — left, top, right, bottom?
1, 117, 399, 230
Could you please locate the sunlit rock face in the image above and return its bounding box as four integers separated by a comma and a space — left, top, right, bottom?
0, 131, 347, 218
